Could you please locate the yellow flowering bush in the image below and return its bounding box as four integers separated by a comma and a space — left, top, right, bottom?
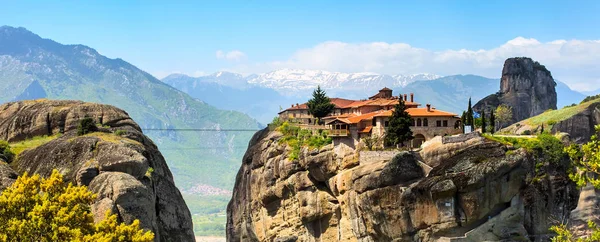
0, 170, 154, 242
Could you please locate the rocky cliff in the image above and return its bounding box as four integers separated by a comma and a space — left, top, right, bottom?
0, 100, 194, 242
474, 57, 557, 125
499, 99, 600, 144
227, 130, 578, 241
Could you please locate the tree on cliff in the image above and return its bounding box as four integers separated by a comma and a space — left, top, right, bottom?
481, 110, 487, 133
490, 110, 496, 134
0, 170, 154, 242
551, 125, 600, 241
385, 99, 413, 147
307, 86, 335, 124
460, 111, 466, 129
495, 104, 512, 131
466, 97, 474, 128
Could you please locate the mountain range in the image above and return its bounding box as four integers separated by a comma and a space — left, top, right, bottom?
163, 71, 586, 124
0, 26, 261, 192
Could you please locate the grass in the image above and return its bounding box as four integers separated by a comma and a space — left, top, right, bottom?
524, 98, 600, 127
483, 133, 566, 164
9, 134, 61, 156
276, 122, 332, 161
79, 132, 142, 146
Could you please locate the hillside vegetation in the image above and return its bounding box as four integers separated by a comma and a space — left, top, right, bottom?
499, 96, 600, 135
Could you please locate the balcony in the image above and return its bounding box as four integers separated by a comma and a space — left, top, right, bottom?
328, 129, 349, 137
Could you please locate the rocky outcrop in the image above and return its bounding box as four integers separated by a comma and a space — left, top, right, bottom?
550, 102, 600, 143
0, 100, 194, 242
227, 130, 578, 241
474, 57, 557, 125
499, 101, 600, 144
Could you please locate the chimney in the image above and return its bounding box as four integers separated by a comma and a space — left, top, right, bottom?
426, 104, 431, 112
296, 103, 299, 107
403, 94, 407, 101
410, 93, 414, 103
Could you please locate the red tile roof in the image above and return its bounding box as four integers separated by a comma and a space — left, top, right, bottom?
373, 108, 458, 117
359, 126, 373, 133
343, 99, 418, 108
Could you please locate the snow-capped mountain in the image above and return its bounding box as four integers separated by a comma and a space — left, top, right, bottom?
246, 69, 441, 95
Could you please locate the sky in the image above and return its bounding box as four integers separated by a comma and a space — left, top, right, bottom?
1, 0, 599, 91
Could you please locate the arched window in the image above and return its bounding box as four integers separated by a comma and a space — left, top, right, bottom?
417, 118, 422, 127
411, 119, 415, 126
423, 118, 428, 127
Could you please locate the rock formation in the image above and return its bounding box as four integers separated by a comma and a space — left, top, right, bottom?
0, 100, 194, 242
549, 102, 600, 143
227, 129, 578, 241
499, 100, 600, 144
474, 57, 557, 125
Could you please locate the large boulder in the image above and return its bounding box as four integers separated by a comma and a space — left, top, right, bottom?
0, 100, 194, 242
474, 57, 557, 125
227, 131, 578, 241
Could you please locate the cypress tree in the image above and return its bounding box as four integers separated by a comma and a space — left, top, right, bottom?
307, 85, 335, 124
466, 97, 474, 128
490, 110, 496, 134
461, 111, 467, 131
481, 110, 486, 133
385, 99, 413, 147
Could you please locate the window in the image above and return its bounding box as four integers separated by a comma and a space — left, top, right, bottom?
411, 119, 415, 126
385, 121, 389, 127
443, 120, 448, 127
436, 120, 441, 127
417, 118, 422, 126
423, 118, 428, 127
293, 113, 297, 118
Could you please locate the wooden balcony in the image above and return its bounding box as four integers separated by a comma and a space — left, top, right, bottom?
329, 129, 349, 137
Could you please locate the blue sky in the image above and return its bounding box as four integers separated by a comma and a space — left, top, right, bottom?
1, 1, 599, 90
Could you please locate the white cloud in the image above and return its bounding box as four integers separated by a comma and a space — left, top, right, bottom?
216, 50, 247, 62
229, 37, 600, 91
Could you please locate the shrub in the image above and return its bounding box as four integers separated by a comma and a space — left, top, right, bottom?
145, 167, 155, 178
0, 170, 154, 241
0, 140, 15, 163
548, 120, 557, 125
277, 125, 332, 161
522, 130, 531, 135
77, 117, 98, 136
115, 129, 127, 136
581, 94, 600, 104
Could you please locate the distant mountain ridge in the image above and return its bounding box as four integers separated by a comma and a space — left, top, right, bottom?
0, 26, 261, 191
163, 71, 585, 122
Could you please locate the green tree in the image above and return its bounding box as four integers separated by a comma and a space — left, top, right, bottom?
466, 98, 474, 127
385, 99, 413, 147
481, 110, 487, 133
495, 104, 513, 131
0, 140, 15, 163
306, 86, 335, 124
490, 109, 496, 134
0, 170, 154, 242
77, 116, 97, 136
550, 125, 600, 241
460, 111, 467, 130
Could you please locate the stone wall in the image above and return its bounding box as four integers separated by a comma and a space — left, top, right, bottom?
359, 150, 400, 164
442, 132, 482, 144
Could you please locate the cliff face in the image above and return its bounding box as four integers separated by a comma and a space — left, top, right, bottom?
0, 100, 194, 242
227, 130, 578, 241
550, 102, 600, 143
499, 100, 600, 144
474, 57, 557, 125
